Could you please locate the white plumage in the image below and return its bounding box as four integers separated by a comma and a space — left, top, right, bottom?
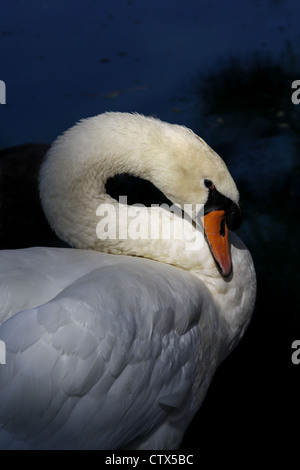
0, 113, 256, 449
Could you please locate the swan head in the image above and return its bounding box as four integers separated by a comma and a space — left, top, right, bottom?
137, 117, 241, 277
39, 112, 242, 278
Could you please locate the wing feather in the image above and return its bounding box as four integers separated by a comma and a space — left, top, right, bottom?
0, 249, 217, 449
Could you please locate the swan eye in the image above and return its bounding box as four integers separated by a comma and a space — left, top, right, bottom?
204, 179, 214, 190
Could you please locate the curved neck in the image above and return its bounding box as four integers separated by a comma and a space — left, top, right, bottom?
40, 114, 212, 272
39, 113, 256, 347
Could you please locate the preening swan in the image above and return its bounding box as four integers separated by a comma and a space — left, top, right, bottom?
0, 112, 256, 449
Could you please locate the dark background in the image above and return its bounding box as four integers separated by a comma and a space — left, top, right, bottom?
0, 0, 299, 456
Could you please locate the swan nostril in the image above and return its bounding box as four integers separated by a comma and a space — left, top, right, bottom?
219, 218, 226, 237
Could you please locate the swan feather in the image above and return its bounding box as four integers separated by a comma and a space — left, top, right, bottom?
0, 248, 221, 450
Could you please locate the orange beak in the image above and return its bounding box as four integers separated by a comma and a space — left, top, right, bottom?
203, 210, 232, 277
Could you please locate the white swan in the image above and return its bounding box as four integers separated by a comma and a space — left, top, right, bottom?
0, 112, 256, 450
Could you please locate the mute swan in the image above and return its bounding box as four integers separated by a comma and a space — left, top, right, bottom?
0, 112, 256, 450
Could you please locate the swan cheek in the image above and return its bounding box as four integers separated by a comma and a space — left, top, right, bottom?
203, 210, 232, 277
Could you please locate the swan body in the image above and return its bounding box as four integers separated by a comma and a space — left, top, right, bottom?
0, 113, 256, 449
